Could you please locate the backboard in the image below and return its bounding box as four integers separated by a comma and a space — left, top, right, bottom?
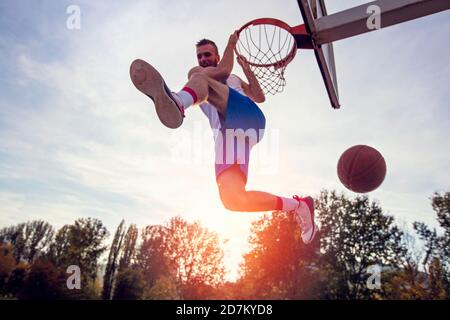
297, 0, 340, 109
236, 0, 449, 109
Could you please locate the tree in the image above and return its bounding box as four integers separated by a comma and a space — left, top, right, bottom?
238, 190, 407, 300
414, 192, 450, 297
118, 224, 138, 272
134, 217, 225, 299
0, 224, 26, 263
5, 263, 28, 297
46, 218, 108, 299
428, 257, 447, 299
135, 225, 172, 289
0, 220, 54, 263
112, 268, 145, 300
317, 190, 406, 299
238, 211, 321, 299
47, 225, 71, 266
163, 217, 225, 290
48, 218, 109, 283
382, 260, 428, 299
18, 259, 66, 300
144, 276, 180, 300
380, 227, 427, 299
102, 220, 125, 300
0, 243, 16, 295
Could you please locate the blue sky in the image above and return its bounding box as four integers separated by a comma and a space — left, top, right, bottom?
1, 0, 449, 280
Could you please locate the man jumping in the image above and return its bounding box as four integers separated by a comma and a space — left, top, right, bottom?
130, 31, 318, 244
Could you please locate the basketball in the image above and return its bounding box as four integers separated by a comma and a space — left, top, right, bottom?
337, 145, 387, 193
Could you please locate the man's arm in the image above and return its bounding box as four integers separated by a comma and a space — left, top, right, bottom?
214, 32, 237, 81
237, 55, 265, 103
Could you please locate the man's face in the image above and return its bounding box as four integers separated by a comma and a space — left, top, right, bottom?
196, 44, 220, 67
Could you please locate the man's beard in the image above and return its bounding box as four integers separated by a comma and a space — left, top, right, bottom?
201, 61, 218, 67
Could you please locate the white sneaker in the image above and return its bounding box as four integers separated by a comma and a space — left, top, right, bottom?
293, 196, 318, 244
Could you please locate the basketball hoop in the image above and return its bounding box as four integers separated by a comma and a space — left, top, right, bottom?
235, 18, 298, 95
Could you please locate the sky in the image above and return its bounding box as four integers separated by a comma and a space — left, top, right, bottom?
0, 0, 449, 281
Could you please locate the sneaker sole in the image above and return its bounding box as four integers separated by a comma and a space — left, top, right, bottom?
304, 223, 318, 244
130, 59, 183, 129
302, 196, 317, 244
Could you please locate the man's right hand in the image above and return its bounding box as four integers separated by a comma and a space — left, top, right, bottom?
228, 30, 239, 49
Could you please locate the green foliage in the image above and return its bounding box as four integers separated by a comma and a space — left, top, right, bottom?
1, 191, 449, 300
414, 193, 450, 267
413, 192, 450, 298
118, 224, 138, 272
144, 276, 180, 300
0, 220, 54, 263
133, 217, 225, 299
18, 259, 66, 300
102, 220, 125, 300
48, 218, 109, 283
135, 225, 172, 288
5, 263, 27, 296
317, 190, 406, 299
238, 211, 320, 299
0, 244, 16, 294
164, 217, 225, 288
239, 190, 408, 299
428, 258, 447, 299
112, 268, 145, 300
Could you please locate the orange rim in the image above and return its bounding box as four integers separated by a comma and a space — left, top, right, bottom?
235, 18, 297, 68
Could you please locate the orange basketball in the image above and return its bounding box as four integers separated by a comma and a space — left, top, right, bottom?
337, 145, 387, 193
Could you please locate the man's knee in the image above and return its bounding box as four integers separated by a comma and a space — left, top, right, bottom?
218, 185, 247, 211
188, 67, 206, 80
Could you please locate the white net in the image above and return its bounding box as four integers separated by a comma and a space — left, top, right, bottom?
236, 23, 297, 95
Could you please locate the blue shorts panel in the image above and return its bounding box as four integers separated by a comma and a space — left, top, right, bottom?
215, 88, 266, 183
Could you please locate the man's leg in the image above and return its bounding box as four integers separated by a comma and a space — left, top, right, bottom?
130, 60, 229, 128
217, 165, 282, 212
130, 59, 185, 129
217, 165, 318, 244
180, 70, 230, 116
178, 66, 230, 116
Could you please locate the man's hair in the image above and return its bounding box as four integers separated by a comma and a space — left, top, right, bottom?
196, 39, 219, 55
